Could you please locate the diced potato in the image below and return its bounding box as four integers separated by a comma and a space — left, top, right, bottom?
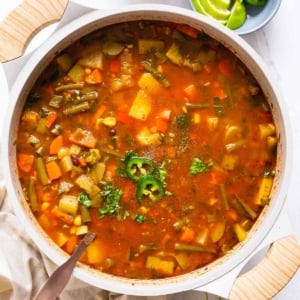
129, 89, 152, 121
210, 221, 225, 243
138, 39, 165, 54
68, 64, 85, 83
78, 51, 103, 70
254, 176, 273, 205
58, 195, 78, 216
221, 154, 238, 170
86, 239, 105, 264
233, 223, 247, 242
54, 232, 69, 247
136, 127, 162, 146
146, 256, 174, 275
138, 73, 162, 95
259, 123, 276, 139
225, 125, 241, 142
38, 213, 51, 229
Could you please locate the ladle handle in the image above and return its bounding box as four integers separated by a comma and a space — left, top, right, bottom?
0, 0, 68, 62
230, 235, 300, 299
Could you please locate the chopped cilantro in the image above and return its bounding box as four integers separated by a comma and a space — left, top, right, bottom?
135, 214, 147, 224
77, 192, 92, 208
189, 157, 212, 175
99, 185, 123, 217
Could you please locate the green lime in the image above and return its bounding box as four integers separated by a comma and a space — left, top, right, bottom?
214, 0, 231, 10
191, 0, 210, 17
226, 0, 247, 30
200, 0, 231, 21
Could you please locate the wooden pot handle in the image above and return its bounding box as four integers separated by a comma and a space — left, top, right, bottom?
0, 0, 68, 62
230, 235, 300, 299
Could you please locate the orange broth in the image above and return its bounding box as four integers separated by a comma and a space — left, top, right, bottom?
16, 21, 277, 279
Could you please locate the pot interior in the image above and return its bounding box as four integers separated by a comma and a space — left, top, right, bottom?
4, 4, 291, 296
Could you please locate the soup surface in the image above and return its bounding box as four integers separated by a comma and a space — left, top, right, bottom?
16, 20, 277, 279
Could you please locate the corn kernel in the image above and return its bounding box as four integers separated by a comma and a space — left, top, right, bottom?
73, 215, 82, 226
101, 117, 117, 128
41, 202, 50, 211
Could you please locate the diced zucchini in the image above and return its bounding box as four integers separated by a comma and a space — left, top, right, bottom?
146, 256, 174, 275
254, 176, 273, 205
138, 73, 162, 95
58, 195, 78, 216
60, 155, 73, 173
68, 64, 85, 83
138, 39, 165, 54
78, 51, 103, 69
166, 42, 183, 66
88, 162, 106, 184
129, 89, 152, 121
56, 53, 73, 71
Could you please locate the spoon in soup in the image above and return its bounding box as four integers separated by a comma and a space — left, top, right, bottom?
34, 232, 96, 300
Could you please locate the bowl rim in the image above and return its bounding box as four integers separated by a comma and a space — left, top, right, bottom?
2, 3, 292, 296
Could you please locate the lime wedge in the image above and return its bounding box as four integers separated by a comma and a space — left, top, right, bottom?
200, 0, 231, 21
226, 0, 247, 30
214, 0, 231, 10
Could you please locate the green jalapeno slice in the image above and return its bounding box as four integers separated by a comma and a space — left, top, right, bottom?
125, 157, 155, 182
136, 175, 165, 203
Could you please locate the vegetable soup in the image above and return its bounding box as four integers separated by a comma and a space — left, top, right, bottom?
16, 20, 277, 279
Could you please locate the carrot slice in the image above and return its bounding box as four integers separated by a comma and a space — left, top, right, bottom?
45, 111, 57, 128
18, 153, 35, 172
85, 68, 103, 84
180, 226, 195, 242
46, 160, 62, 181
49, 135, 63, 155
65, 235, 78, 254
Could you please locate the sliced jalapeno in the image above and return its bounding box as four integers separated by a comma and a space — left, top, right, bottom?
136, 175, 165, 203
125, 157, 155, 182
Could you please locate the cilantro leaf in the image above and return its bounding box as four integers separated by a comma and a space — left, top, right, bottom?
99, 185, 123, 217
78, 192, 92, 208
189, 157, 212, 175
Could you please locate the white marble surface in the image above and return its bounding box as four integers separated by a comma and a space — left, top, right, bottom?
0, 0, 299, 299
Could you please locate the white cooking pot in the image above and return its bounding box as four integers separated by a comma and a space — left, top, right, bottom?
1, 1, 300, 299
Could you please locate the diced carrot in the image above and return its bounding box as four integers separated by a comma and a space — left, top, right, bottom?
110, 58, 120, 73
65, 235, 78, 254
116, 110, 131, 124
184, 84, 198, 100
161, 233, 171, 245
226, 209, 239, 222
218, 59, 232, 77
155, 117, 169, 133
51, 206, 74, 225
176, 24, 199, 39
78, 156, 87, 167
158, 109, 172, 120
49, 135, 63, 155
45, 111, 57, 128
46, 160, 62, 181
85, 68, 103, 84
69, 128, 97, 149
18, 153, 35, 172
180, 226, 195, 242
93, 104, 106, 125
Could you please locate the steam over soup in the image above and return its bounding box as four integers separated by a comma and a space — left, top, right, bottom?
16, 21, 277, 279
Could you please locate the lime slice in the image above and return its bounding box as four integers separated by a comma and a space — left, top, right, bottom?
200, 0, 231, 21
191, 0, 210, 17
226, 0, 247, 30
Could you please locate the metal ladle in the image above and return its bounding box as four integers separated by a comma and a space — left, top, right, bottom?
34, 232, 96, 300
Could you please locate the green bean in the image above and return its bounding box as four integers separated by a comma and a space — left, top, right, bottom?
174, 243, 216, 253
220, 184, 229, 210
49, 95, 64, 108
81, 91, 99, 102
80, 205, 91, 223
55, 82, 84, 92
185, 102, 224, 109
141, 62, 170, 87
63, 101, 91, 116
35, 157, 50, 185
29, 176, 38, 212
235, 194, 257, 220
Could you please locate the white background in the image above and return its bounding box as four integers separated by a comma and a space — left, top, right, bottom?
0, 1, 299, 299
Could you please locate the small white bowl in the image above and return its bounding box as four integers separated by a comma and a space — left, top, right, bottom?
189, 0, 282, 35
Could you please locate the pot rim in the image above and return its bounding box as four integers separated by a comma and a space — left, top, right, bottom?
2, 4, 293, 296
